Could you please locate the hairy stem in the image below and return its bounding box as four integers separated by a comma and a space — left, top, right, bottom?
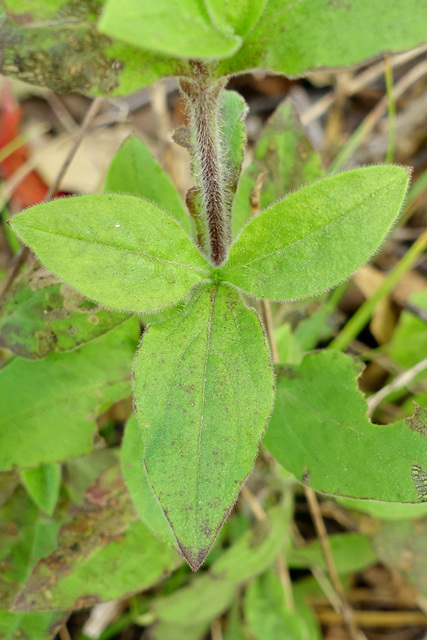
180, 66, 229, 266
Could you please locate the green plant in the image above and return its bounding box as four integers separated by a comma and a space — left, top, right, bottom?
5, 0, 425, 572
2, 1, 427, 638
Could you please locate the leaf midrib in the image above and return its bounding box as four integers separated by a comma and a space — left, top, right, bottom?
22, 225, 210, 276
229, 181, 393, 270
195, 286, 217, 549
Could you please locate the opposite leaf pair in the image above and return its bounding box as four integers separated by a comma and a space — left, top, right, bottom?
11, 161, 410, 568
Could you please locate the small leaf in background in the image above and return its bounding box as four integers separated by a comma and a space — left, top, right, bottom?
232, 98, 323, 236
153, 574, 235, 634
0, 318, 138, 470
275, 323, 304, 365
210, 503, 292, 584
104, 135, 191, 234
10, 194, 211, 313
64, 449, 118, 505
371, 517, 427, 596
0, 489, 63, 609
134, 283, 274, 569
220, 90, 248, 199
287, 533, 376, 575
0, 268, 129, 359
221, 166, 410, 301
204, 0, 266, 37
389, 289, 427, 370
223, 599, 246, 640
20, 463, 61, 516
218, 0, 427, 79
13, 465, 181, 611
98, 0, 241, 60
0, 609, 67, 640
121, 414, 177, 549
0, 0, 191, 95
264, 350, 427, 503
338, 496, 427, 521
244, 569, 321, 640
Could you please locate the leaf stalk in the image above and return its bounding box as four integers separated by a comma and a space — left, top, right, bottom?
180, 64, 230, 266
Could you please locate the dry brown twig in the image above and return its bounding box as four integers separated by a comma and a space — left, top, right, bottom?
305, 486, 367, 640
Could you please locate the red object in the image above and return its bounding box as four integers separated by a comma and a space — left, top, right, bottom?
0, 80, 49, 210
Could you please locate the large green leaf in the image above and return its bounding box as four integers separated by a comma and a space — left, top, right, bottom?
0, 610, 67, 640
104, 135, 191, 235
232, 99, 323, 236
133, 283, 274, 569
121, 414, 177, 549
220, 166, 410, 301
0, 0, 191, 95
0, 268, 128, 359
13, 465, 181, 611
264, 350, 427, 503
0, 318, 138, 470
10, 194, 211, 314
98, 0, 241, 59
218, 0, 427, 78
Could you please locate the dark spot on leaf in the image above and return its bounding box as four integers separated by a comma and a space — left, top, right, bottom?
249, 518, 271, 548
275, 365, 301, 379
301, 467, 311, 486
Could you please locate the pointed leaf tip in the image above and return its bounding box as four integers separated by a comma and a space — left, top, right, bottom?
179, 545, 210, 572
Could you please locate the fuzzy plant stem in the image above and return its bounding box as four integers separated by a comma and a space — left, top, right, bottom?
180, 69, 230, 266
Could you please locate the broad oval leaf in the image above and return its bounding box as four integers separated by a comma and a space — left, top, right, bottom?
218, 0, 427, 79
221, 166, 410, 301
232, 98, 323, 236
264, 351, 427, 503
10, 194, 211, 314
98, 0, 241, 60
104, 135, 191, 235
133, 283, 274, 570
0, 318, 138, 470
